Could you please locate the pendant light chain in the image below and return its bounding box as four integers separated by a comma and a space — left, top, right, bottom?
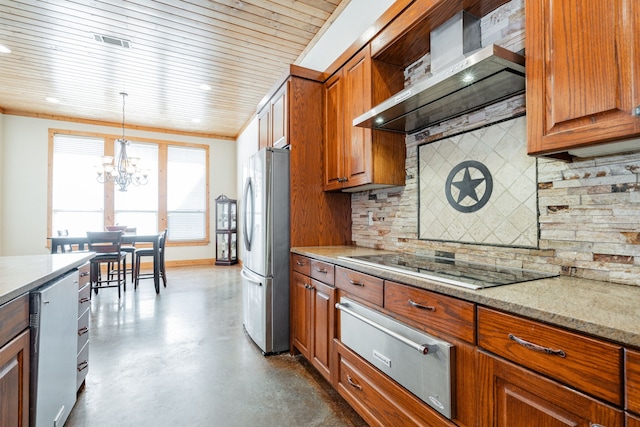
95, 92, 149, 191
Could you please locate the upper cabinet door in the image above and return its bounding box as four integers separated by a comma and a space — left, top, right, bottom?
258, 107, 270, 150
324, 71, 345, 191
271, 86, 288, 149
527, 0, 640, 156
343, 46, 374, 188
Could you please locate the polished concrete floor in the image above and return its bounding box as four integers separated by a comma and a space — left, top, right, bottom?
66, 265, 367, 427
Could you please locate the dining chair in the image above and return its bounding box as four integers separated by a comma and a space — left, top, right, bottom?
87, 231, 127, 298
56, 229, 73, 253
108, 227, 137, 283
133, 228, 168, 290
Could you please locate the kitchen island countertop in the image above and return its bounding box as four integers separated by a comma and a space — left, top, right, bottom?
292, 246, 640, 348
0, 253, 94, 305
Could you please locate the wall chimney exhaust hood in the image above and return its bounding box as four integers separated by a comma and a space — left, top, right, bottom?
353, 12, 525, 134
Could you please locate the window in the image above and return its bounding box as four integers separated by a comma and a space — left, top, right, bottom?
167, 146, 207, 240
51, 135, 105, 235
114, 142, 159, 235
49, 130, 209, 244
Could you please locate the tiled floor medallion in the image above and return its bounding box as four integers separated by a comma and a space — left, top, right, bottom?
418, 116, 538, 247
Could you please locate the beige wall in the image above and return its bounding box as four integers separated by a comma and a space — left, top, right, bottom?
0, 114, 236, 260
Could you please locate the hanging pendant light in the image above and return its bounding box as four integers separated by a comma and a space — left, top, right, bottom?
96, 92, 149, 192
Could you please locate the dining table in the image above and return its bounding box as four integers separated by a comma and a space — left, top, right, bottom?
49, 232, 163, 294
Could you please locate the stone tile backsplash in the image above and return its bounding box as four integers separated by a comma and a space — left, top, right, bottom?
350, 0, 640, 286
418, 117, 537, 247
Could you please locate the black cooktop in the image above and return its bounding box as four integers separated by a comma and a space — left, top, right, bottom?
339, 253, 558, 290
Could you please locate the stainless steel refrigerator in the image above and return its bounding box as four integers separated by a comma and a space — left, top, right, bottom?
241, 147, 290, 354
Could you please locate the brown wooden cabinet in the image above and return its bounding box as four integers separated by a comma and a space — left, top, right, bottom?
526, 0, 640, 157
478, 350, 624, 427
478, 306, 625, 426
478, 306, 623, 406
627, 348, 640, 415
323, 44, 406, 192
291, 270, 312, 358
0, 294, 30, 427
290, 256, 336, 384
257, 84, 287, 149
260, 66, 352, 248
257, 106, 270, 150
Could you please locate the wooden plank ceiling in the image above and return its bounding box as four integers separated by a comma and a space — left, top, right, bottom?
0, 0, 345, 139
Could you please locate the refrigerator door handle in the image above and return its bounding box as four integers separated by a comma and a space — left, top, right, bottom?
243, 177, 254, 252
241, 268, 262, 286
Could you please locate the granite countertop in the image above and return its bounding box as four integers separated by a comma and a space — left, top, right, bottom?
0, 253, 95, 305
292, 246, 640, 349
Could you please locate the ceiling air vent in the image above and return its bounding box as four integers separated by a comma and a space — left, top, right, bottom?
93, 33, 132, 49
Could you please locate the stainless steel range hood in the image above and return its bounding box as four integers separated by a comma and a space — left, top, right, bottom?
353, 12, 525, 134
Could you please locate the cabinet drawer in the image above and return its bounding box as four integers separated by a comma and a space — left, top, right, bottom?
291, 254, 310, 276
478, 307, 622, 405
335, 340, 454, 427
78, 262, 90, 287
0, 294, 29, 348
78, 283, 91, 316
77, 308, 90, 352
77, 340, 89, 391
384, 281, 475, 344
335, 266, 383, 306
626, 348, 640, 413
310, 260, 334, 286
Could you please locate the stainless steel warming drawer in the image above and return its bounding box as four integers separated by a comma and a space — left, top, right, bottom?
336, 296, 454, 419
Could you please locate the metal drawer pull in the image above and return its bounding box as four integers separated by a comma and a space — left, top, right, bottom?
508, 334, 566, 358
304, 283, 314, 290
79, 297, 90, 304
296, 261, 306, 266
77, 361, 89, 372
336, 302, 432, 355
80, 271, 90, 277
78, 326, 89, 336
316, 268, 328, 274
347, 375, 362, 390
348, 279, 364, 287
408, 299, 435, 311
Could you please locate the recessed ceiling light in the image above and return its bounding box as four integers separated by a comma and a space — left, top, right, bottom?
462, 73, 475, 83
46, 97, 60, 103
0, 45, 11, 54
199, 84, 211, 91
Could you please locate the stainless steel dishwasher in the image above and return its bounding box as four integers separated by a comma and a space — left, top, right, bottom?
336, 296, 454, 419
30, 270, 78, 427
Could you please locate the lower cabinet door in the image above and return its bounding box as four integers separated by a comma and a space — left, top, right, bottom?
478, 350, 624, 427
291, 271, 311, 358
310, 279, 334, 383
0, 329, 30, 427
335, 340, 455, 427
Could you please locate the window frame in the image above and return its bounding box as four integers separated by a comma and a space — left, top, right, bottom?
47, 128, 210, 247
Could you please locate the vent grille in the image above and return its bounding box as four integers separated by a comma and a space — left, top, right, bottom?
93, 34, 132, 49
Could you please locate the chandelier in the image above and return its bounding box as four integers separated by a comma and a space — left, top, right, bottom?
96, 92, 148, 192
